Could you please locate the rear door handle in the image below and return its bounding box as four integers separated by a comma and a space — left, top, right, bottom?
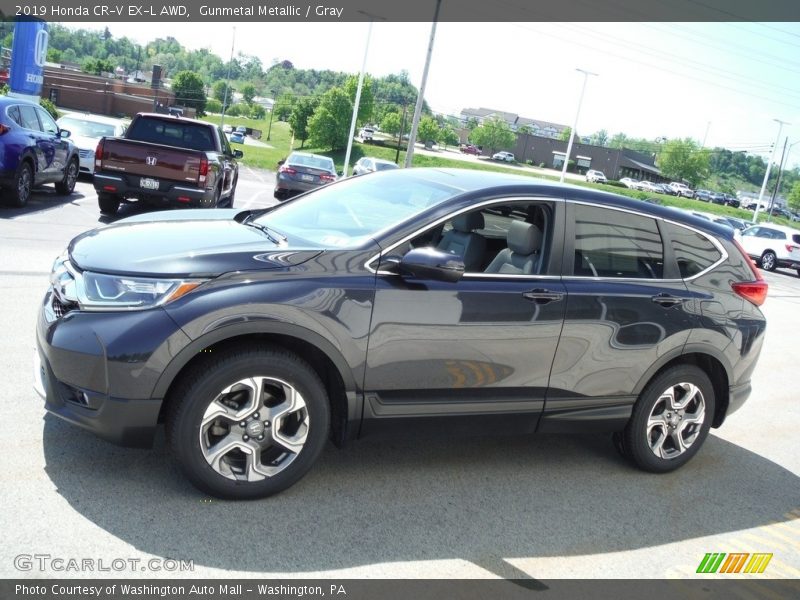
651, 294, 683, 307
522, 289, 564, 304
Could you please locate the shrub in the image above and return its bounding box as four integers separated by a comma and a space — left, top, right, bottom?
604, 180, 627, 188
526, 159, 533, 165
539, 162, 546, 168
39, 98, 59, 119
205, 98, 222, 113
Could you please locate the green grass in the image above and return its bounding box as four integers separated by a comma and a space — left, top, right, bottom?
202, 121, 791, 226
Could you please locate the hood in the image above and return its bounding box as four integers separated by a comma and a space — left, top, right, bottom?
69, 134, 100, 152
68, 209, 320, 277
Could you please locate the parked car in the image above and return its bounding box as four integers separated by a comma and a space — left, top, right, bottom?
235, 126, 247, 135
56, 113, 128, 175
93, 112, 242, 215
459, 144, 481, 155
358, 127, 374, 142
585, 169, 607, 183
655, 183, 676, 195
619, 177, 640, 189
274, 151, 337, 200
35, 168, 767, 499
694, 189, 713, 202
739, 224, 800, 275
492, 151, 515, 162
229, 131, 245, 144
222, 125, 233, 134
709, 191, 727, 205
638, 181, 662, 193
668, 182, 695, 198
742, 199, 768, 211
721, 193, 740, 208
0, 96, 80, 207
715, 216, 749, 231
352, 156, 399, 176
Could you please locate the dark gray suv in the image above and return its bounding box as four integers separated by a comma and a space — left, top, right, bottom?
35, 169, 768, 499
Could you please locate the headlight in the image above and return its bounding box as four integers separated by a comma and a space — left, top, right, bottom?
80, 272, 205, 310
49, 255, 206, 311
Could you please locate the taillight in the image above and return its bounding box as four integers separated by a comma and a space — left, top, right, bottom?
786, 244, 799, 253
95, 139, 104, 168
279, 165, 297, 175
319, 173, 336, 182
731, 239, 768, 306
198, 158, 209, 184
0, 124, 9, 135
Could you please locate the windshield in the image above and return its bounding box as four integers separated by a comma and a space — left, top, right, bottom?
58, 116, 119, 138
255, 170, 462, 248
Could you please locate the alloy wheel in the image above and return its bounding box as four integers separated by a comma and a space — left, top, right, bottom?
646, 382, 706, 460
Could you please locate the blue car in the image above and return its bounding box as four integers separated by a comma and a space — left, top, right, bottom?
0, 96, 80, 207
229, 131, 245, 144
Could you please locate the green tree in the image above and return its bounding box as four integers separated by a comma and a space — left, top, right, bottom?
212, 81, 234, 103
39, 99, 59, 119
171, 70, 207, 115
788, 181, 800, 213
609, 132, 629, 149
289, 97, 319, 148
344, 75, 374, 125
657, 138, 710, 187
240, 83, 257, 104
82, 58, 114, 75
417, 116, 441, 147
440, 126, 459, 150
470, 117, 515, 155
251, 104, 266, 119
590, 129, 609, 146
518, 125, 533, 135
308, 87, 353, 151
0, 83, 8, 95
558, 127, 572, 142
380, 112, 402, 137
466, 117, 480, 130
205, 98, 222, 113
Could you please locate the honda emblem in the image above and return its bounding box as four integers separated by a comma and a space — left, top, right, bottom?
146, 156, 157, 166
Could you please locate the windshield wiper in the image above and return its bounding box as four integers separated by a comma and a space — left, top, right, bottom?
241, 220, 287, 245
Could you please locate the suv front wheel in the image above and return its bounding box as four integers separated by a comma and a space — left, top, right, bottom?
618, 365, 714, 473
166, 346, 330, 499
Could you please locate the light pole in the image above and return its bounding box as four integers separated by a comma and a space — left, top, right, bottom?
405, 0, 442, 168
266, 89, 276, 141
343, 19, 374, 178
753, 118, 789, 223
220, 27, 235, 129
560, 68, 598, 183
767, 138, 800, 221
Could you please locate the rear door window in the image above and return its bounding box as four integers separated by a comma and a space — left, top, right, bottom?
18, 105, 42, 131
663, 222, 722, 278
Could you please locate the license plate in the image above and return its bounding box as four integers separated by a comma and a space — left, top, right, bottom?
140, 177, 159, 190
300, 174, 314, 182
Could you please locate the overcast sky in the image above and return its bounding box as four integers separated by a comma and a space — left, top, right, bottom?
70, 21, 800, 166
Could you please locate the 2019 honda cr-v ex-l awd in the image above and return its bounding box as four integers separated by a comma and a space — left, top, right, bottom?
35, 169, 767, 499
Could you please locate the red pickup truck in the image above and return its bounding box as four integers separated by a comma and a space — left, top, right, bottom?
93, 113, 242, 215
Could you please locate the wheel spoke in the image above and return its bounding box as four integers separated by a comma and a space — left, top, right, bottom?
201, 377, 263, 427
669, 429, 687, 454
273, 420, 309, 454
673, 383, 699, 409
650, 427, 668, 458
202, 433, 249, 477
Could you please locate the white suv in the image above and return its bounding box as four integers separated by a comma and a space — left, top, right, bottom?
586, 169, 607, 183
669, 182, 695, 198
492, 151, 515, 162
740, 224, 800, 276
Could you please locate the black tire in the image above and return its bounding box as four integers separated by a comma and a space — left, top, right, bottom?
7, 161, 33, 208
98, 193, 120, 216
274, 190, 288, 201
796, 269, 800, 278
166, 345, 330, 500
619, 365, 714, 473
225, 178, 237, 208
55, 158, 79, 195
760, 250, 777, 272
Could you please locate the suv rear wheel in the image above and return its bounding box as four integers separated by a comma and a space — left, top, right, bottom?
98, 193, 120, 216
166, 346, 330, 499
760, 250, 777, 272
619, 365, 714, 473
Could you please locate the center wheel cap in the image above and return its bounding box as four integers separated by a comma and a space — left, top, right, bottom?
245, 421, 265, 438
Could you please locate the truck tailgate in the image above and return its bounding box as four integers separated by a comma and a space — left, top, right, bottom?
99, 139, 204, 184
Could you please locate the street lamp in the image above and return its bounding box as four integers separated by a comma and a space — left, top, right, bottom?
266, 89, 277, 141
343, 19, 375, 178
220, 27, 235, 129
753, 119, 789, 223
560, 68, 598, 183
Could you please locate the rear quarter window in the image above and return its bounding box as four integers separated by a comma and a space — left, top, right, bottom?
663, 222, 722, 278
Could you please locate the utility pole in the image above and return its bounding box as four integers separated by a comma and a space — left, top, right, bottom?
560, 68, 598, 183
266, 89, 277, 141
220, 27, 235, 129
404, 0, 441, 168
768, 137, 789, 222
395, 103, 408, 164
343, 20, 374, 177
754, 118, 789, 223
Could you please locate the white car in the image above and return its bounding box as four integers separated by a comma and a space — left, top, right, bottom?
585, 169, 607, 183
55, 113, 128, 175
619, 177, 640, 189
352, 156, 398, 176
739, 224, 800, 276
668, 182, 695, 198
492, 151, 515, 162
638, 181, 662, 193
222, 124, 233, 134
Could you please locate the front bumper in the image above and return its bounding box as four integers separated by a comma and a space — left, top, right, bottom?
35, 290, 192, 447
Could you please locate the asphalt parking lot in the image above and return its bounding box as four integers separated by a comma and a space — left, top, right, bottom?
1, 171, 798, 580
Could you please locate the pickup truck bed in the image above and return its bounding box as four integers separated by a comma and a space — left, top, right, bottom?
93, 113, 242, 215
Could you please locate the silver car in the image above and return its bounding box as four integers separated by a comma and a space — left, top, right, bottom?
55, 113, 128, 175
352, 156, 398, 176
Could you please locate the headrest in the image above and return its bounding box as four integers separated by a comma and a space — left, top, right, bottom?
507, 220, 542, 255
452, 211, 485, 233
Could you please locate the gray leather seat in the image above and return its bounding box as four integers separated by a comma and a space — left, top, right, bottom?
485, 221, 543, 275
437, 212, 486, 271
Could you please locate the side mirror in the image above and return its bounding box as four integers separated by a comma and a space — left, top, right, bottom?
233, 150, 244, 158
399, 247, 464, 283
59, 129, 71, 139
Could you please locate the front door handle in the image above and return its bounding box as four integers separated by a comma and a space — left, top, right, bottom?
522, 289, 564, 304
651, 293, 683, 307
